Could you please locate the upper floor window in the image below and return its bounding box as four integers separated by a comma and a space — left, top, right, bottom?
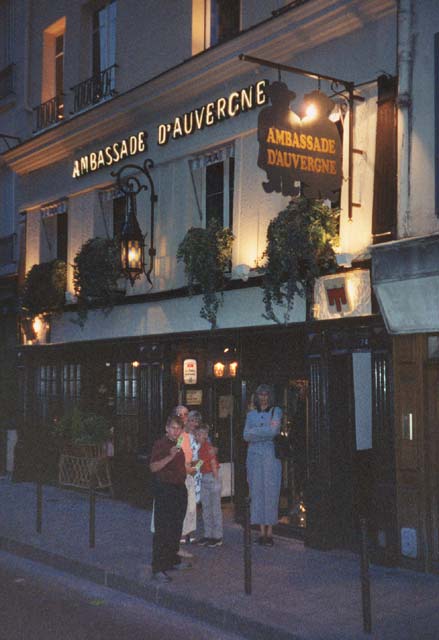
35, 17, 66, 130
0, 0, 13, 98
192, 0, 240, 54
190, 144, 235, 229
93, 1, 117, 82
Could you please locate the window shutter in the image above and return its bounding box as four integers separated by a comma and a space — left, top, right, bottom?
372, 75, 397, 244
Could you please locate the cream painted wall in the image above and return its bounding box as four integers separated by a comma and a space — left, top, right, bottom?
49, 286, 306, 344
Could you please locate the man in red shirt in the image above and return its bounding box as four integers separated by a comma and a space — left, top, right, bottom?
149, 415, 189, 582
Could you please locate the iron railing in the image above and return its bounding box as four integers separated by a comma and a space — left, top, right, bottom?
0, 64, 14, 99
0, 233, 16, 266
71, 64, 117, 114
33, 94, 64, 132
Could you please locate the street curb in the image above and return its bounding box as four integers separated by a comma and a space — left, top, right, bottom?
0, 535, 301, 640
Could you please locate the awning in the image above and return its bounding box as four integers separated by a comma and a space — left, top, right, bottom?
370, 233, 439, 334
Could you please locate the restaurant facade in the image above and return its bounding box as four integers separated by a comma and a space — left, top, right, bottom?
1, 0, 439, 571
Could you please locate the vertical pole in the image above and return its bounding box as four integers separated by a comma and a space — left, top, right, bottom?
360, 517, 372, 634
36, 481, 42, 534
89, 479, 96, 549
244, 496, 252, 595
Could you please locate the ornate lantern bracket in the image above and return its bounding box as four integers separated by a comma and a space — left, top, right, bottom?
111, 158, 158, 286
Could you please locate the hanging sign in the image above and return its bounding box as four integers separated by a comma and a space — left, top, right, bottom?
257, 82, 342, 201
183, 358, 198, 384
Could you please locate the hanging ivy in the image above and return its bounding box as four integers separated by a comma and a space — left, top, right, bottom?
177, 221, 234, 329
73, 237, 124, 326
261, 197, 339, 324
21, 259, 67, 318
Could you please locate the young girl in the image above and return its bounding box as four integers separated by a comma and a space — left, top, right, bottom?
195, 425, 223, 547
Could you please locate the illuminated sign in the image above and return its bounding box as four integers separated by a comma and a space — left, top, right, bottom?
72, 131, 147, 179
313, 271, 371, 320
183, 358, 198, 384
157, 80, 268, 146
257, 83, 342, 201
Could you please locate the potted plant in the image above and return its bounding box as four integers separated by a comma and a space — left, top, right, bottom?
177, 221, 234, 329
52, 406, 112, 454
21, 259, 67, 318
73, 237, 124, 326
260, 197, 339, 323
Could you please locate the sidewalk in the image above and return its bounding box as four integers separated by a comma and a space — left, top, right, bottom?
0, 477, 438, 640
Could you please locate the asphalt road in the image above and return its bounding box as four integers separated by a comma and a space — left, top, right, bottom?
0, 551, 246, 640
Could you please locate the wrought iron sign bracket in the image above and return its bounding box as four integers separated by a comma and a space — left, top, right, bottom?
239, 53, 365, 220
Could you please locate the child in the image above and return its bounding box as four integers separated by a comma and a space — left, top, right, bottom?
195, 424, 223, 548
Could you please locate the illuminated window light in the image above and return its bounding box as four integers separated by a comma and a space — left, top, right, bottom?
132, 360, 140, 368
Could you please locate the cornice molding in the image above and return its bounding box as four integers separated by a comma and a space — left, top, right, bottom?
3, 0, 395, 175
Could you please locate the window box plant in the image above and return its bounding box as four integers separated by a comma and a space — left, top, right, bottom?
73, 237, 125, 326
21, 259, 67, 318
261, 197, 339, 323
177, 221, 234, 329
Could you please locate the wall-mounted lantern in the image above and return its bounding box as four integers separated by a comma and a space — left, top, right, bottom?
111, 158, 157, 286
213, 361, 226, 378
229, 361, 238, 377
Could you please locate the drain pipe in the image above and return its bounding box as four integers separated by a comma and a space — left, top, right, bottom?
397, 0, 414, 238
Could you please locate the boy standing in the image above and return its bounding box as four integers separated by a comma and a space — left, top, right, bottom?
195, 425, 223, 548
149, 415, 189, 582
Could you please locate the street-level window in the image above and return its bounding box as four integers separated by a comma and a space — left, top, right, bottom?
116, 362, 139, 416
192, 0, 240, 54
62, 364, 81, 399
36, 364, 58, 422
189, 144, 235, 229
93, 0, 117, 90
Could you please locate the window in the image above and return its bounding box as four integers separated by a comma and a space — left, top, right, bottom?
36, 364, 58, 422
190, 145, 235, 229
62, 364, 81, 403
116, 362, 139, 416
192, 0, 240, 54
113, 194, 126, 239
0, 0, 13, 98
40, 200, 68, 264
40, 17, 66, 124
93, 1, 116, 89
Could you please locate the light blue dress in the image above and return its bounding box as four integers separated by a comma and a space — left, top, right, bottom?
243, 406, 282, 525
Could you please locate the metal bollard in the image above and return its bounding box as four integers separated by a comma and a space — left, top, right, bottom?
89, 478, 96, 548
360, 517, 372, 634
36, 481, 43, 534
243, 496, 252, 595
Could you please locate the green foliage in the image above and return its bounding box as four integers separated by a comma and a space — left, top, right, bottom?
73, 237, 124, 326
52, 406, 111, 445
21, 259, 67, 317
177, 221, 234, 329
261, 197, 339, 324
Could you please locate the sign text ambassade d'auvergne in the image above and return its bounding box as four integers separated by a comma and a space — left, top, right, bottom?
71, 79, 342, 201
